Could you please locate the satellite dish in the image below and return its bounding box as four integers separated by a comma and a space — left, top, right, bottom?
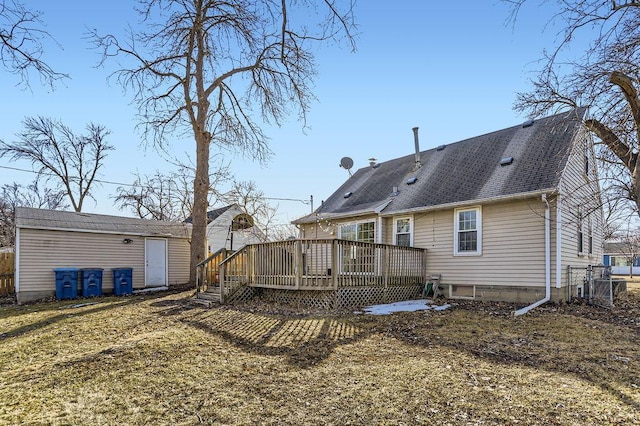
339, 156, 354, 176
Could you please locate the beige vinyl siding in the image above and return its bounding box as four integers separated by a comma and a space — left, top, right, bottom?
557, 129, 604, 287
380, 217, 391, 245
17, 228, 189, 294
168, 237, 190, 285
412, 199, 547, 288
167, 238, 190, 285
300, 222, 335, 239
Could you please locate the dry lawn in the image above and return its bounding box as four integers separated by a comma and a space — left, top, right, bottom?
1, 283, 639, 425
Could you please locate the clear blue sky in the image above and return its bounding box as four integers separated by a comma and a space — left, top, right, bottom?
0, 1, 566, 226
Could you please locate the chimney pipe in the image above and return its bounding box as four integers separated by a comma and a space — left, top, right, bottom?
412, 127, 421, 170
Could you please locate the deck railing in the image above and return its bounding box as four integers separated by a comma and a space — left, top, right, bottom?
195, 247, 232, 294
218, 239, 427, 303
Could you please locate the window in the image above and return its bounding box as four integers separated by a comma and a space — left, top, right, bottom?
577, 209, 584, 254
394, 217, 412, 247
584, 142, 590, 176
588, 218, 593, 255
454, 207, 482, 255
339, 221, 375, 243
338, 221, 376, 273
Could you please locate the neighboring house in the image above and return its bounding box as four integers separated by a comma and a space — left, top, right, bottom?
603, 242, 640, 276
186, 204, 265, 254
293, 108, 604, 305
14, 207, 191, 304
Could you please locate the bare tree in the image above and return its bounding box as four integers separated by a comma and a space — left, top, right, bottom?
506, 1, 640, 216
0, 0, 67, 87
114, 162, 231, 221
220, 180, 277, 240
0, 116, 113, 212
0, 181, 68, 246
91, 0, 357, 282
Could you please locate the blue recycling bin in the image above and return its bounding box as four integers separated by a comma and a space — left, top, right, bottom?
54, 268, 79, 300
81, 268, 104, 297
112, 268, 133, 296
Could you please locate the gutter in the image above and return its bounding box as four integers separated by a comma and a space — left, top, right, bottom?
16, 224, 188, 239
515, 193, 551, 316
380, 188, 558, 217
294, 189, 558, 225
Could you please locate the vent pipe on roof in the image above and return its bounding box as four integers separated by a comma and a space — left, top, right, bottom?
412, 127, 421, 170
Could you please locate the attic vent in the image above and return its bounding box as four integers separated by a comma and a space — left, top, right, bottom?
343, 191, 353, 198
500, 156, 514, 166
522, 119, 534, 128
406, 177, 417, 185
436, 144, 446, 151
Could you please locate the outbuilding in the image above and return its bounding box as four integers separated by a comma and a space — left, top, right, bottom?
14, 207, 191, 303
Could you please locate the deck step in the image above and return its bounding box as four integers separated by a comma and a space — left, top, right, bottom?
192, 298, 214, 307
196, 290, 221, 303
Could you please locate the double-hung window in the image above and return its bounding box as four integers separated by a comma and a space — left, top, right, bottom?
577, 208, 584, 255
394, 217, 412, 247
588, 217, 593, 255
454, 207, 482, 255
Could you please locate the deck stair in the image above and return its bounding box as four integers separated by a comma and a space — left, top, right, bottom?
193, 288, 221, 306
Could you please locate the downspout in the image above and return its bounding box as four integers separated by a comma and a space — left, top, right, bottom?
514, 193, 551, 316
556, 194, 562, 290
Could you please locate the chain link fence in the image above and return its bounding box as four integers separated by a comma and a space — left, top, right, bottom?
566, 265, 624, 309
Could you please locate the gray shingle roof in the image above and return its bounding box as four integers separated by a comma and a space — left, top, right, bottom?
15, 207, 191, 238
294, 108, 587, 224
184, 204, 235, 224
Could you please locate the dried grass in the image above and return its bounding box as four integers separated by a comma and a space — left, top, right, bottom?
1, 285, 639, 425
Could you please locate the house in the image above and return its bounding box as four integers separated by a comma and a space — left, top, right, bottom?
14, 207, 191, 304
603, 241, 640, 276
185, 204, 265, 254
292, 108, 604, 308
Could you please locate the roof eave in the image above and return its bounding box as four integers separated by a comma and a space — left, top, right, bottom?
379, 188, 559, 217
292, 200, 392, 225
15, 224, 191, 239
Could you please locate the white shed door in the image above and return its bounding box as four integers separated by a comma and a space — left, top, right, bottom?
145, 238, 167, 287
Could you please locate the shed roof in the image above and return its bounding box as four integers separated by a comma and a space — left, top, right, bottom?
183, 204, 238, 224
15, 207, 191, 238
294, 108, 587, 224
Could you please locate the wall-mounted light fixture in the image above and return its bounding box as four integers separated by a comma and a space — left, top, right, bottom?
123, 238, 133, 244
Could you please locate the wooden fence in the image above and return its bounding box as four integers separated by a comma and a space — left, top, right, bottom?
0, 251, 15, 296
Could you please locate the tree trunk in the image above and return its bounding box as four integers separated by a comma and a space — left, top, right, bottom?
189, 131, 211, 283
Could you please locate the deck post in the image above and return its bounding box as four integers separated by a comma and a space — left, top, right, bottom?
295, 240, 303, 290
382, 245, 389, 290
247, 246, 253, 285
422, 249, 428, 286
219, 262, 226, 302
331, 239, 339, 290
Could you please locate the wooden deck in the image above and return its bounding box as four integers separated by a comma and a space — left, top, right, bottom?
196, 239, 427, 307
